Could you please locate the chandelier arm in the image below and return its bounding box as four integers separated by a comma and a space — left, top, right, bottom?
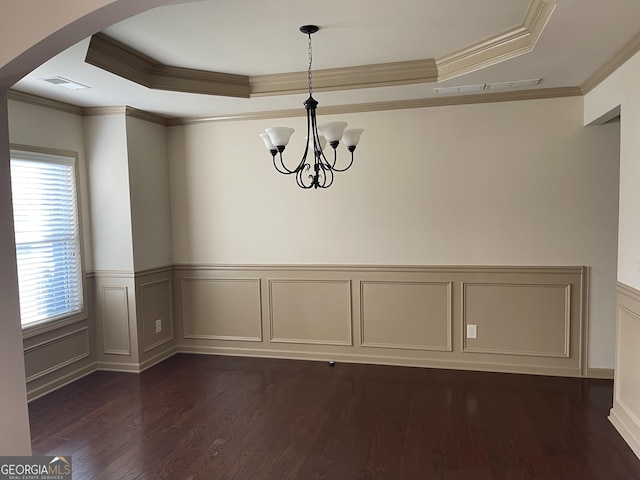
272, 152, 296, 175
320, 163, 334, 188
328, 149, 355, 172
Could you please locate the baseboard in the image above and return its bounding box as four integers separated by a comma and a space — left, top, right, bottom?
27, 362, 97, 402
176, 344, 582, 378
139, 346, 177, 372
96, 361, 142, 373
586, 368, 614, 379
97, 347, 177, 374
609, 403, 640, 460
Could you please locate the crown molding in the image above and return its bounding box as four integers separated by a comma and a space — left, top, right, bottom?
7, 90, 83, 115
436, 0, 555, 81
250, 59, 439, 97
83, 105, 168, 125
8, 84, 581, 127
84, 0, 553, 98
85, 32, 154, 87
581, 30, 640, 94
169, 86, 582, 125
85, 33, 251, 98
124, 107, 169, 125
83, 105, 128, 116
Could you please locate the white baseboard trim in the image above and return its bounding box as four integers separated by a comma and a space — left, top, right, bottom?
609, 403, 640, 460
97, 346, 177, 374
27, 362, 97, 402
96, 361, 141, 373
175, 344, 582, 378
586, 368, 614, 379
139, 346, 177, 372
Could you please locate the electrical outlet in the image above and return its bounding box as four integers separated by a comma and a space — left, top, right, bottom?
466, 324, 477, 339
155, 319, 162, 334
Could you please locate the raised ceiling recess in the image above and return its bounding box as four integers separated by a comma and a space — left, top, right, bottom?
85, 0, 554, 99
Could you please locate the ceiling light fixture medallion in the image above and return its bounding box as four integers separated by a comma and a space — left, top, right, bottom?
260, 25, 364, 189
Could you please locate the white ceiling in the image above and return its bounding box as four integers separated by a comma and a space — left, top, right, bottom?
11, 0, 640, 119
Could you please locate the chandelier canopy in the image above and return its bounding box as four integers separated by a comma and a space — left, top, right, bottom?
260, 25, 364, 189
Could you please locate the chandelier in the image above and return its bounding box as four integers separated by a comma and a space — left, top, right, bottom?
260, 25, 364, 189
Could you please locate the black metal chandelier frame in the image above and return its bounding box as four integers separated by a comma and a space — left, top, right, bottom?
260, 25, 363, 189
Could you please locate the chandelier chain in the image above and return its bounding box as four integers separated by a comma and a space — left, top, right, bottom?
307, 33, 313, 95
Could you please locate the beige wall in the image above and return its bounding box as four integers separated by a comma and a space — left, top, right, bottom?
169, 96, 620, 368
585, 50, 640, 460
84, 113, 134, 271
126, 116, 173, 271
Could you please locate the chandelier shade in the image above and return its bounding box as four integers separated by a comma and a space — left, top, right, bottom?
260, 25, 364, 189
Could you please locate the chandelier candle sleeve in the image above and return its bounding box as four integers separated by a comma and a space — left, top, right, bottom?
259, 24, 364, 189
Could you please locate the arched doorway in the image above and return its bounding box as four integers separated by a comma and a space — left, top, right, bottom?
0, 0, 175, 455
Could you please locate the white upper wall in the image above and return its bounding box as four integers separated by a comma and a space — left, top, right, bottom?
126, 116, 173, 271
585, 51, 640, 290
169, 97, 618, 265
84, 113, 134, 271
168, 96, 620, 368
8, 100, 94, 271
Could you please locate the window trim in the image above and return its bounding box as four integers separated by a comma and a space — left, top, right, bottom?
10, 144, 88, 335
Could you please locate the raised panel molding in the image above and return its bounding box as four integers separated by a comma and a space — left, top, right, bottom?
268, 279, 352, 346
612, 283, 640, 460
360, 281, 452, 351
24, 327, 90, 382
140, 278, 174, 352
101, 285, 132, 355
615, 304, 640, 429
181, 277, 262, 341
462, 283, 571, 358
172, 265, 585, 377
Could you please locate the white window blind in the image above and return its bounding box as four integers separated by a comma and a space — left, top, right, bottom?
10, 150, 83, 328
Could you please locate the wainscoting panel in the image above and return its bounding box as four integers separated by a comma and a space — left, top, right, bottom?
610, 283, 640, 459
174, 265, 587, 377
24, 327, 90, 382
269, 279, 352, 346
462, 283, 571, 357
360, 281, 452, 351
101, 285, 132, 355
140, 278, 174, 352
181, 277, 262, 341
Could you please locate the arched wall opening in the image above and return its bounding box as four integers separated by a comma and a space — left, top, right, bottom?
0, 0, 174, 455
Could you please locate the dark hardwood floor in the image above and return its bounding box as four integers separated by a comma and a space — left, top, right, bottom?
29, 354, 640, 479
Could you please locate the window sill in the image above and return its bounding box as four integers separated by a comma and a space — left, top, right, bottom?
22, 311, 89, 340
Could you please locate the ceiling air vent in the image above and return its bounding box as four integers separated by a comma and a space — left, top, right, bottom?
434, 84, 485, 95
484, 78, 541, 91
435, 78, 541, 95
40, 76, 90, 90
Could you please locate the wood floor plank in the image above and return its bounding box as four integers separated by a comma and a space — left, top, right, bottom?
28, 354, 640, 479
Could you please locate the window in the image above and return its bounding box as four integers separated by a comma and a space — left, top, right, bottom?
10, 149, 84, 328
